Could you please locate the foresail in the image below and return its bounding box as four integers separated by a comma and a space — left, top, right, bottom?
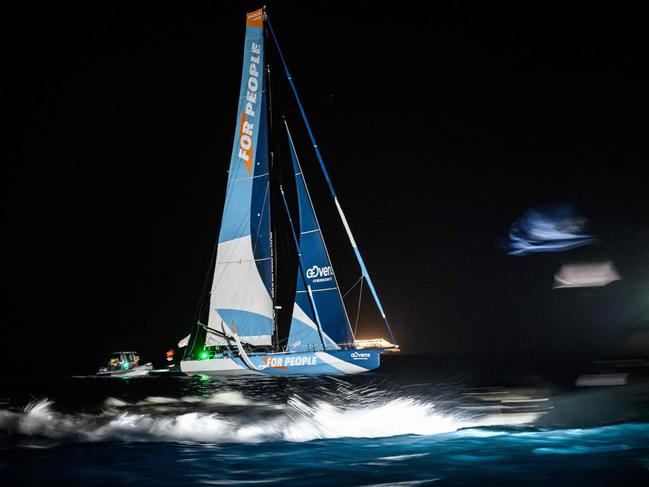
206, 9, 273, 347
266, 15, 398, 346
286, 127, 354, 351
289, 270, 339, 351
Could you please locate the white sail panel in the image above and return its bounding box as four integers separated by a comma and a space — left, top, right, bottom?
288, 302, 339, 351
207, 235, 273, 346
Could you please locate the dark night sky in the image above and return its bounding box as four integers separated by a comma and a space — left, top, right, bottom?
4, 1, 648, 375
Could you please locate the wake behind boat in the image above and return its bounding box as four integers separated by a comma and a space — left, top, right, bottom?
178, 8, 399, 376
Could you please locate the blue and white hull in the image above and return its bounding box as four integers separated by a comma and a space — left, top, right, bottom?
180, 349, 381, 376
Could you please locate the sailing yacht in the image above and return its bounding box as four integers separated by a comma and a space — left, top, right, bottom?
179, 8, 398, 376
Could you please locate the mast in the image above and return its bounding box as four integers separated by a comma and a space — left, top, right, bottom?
264, 11, 286, 351
265, 13, 398, 345
266, 59, 278, 350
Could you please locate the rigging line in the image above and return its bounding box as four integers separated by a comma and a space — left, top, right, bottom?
342, 275, 364, 299
184, 234, 219, 360
353, 277, 364, 336
265, 13, 398, 346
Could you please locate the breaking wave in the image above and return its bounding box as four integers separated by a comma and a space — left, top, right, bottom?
0, 394, 466, 444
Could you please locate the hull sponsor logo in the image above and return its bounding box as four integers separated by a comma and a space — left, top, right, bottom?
262, 355, 319, 368
350, 351, 371, 360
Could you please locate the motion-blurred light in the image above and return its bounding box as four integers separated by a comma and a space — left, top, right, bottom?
553, 261, 621, 288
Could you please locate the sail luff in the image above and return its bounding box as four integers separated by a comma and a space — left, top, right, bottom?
266, 14, 397, 345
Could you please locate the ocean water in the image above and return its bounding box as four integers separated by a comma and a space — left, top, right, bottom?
2, 357, 649, 486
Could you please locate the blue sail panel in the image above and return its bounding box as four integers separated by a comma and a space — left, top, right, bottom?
250, 91, 272, 296
288, 266, 339, 351
206, 9, 273, 346
286, 134, 354, 349
218, 11, 266, 245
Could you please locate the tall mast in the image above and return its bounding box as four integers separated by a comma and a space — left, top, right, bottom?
265, 13, 398, 345
265, 50, 278, 350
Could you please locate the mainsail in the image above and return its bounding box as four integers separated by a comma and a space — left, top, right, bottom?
285, 125, 354, 351
205, 9, 273, 346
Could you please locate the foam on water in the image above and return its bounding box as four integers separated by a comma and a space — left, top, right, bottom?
1, 393, 467, 444
103, 391, 252, 409
282, 396, 462, 441
3, 392, 649, 486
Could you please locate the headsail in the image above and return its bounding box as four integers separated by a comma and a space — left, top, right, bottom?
285, 124, 354, 351
206, 9, 273, 347
266, 15, 398, 346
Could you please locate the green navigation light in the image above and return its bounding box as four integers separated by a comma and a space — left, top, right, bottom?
199, 351, 208, 360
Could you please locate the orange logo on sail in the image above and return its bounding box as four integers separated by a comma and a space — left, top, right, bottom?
239, 112, 253, 175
